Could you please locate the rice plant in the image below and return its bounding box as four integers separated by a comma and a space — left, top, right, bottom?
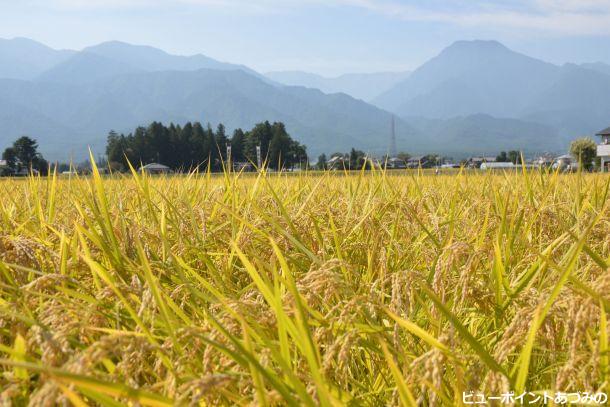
0, 165, 608, 405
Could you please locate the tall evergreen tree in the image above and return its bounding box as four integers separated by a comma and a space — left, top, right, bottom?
215, 123, 228, 163
231, 129, 246, 162
317, 154, 327, 170
268, 122, 291, 169
190, 122, 207, 169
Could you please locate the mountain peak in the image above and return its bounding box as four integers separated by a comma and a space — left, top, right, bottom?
442, 40, 510, 56
84, 41, 171, 57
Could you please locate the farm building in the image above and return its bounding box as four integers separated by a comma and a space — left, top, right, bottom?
467, 156, 496, 168
480, 162, 514, 170
327, 155, 347, 170
406, 156, 428, 168
597, 127, 610, 172
385, 157, 407, 169
138, 163, 171, 174
552, 154, 579, 172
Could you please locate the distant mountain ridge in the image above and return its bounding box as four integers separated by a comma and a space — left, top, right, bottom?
1, 37, 609, 160
0, 64, 421, 159
373, 40, 610, 144
37, 40, 266, 84
374, 40, 560, 117
580, 62, 610, 76
0, 38, 74, 80
265, 70, 411, 101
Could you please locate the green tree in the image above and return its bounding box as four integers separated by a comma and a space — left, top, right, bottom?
289, 140, 307, 169
268, 123, 291, 169
231, 129, 246, 162
508, 150, 522, 164
349, 148, 366, 169
397, 152, 411, 162
317, 154, 327, 170
3, 136, 47, 174
570, 137, 597, 171
496, 151, 508, 162
215, 123, 228, 164
2, 147, 17, 172
190, 122, 207, 168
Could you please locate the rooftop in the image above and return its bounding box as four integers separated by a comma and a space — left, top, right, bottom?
597, 126, 610, 136
139, 163, 170, 170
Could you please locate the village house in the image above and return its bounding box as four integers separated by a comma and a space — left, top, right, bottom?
467, 156, 496, 168
138, 163, 172, 175
552, 154, 579, 172
326, 155, 347, 170
406, 156, 428, 168
597, 127, 610, 172
385, 157, 407, 169
480, 161, 514, 170
0, 160, 10, 176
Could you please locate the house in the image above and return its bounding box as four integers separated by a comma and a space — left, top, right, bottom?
138, 163, 171, 175
327, 155, 347, 170
233, 162, 254, 172
406, 156, 428, 168
533, 154, 555, 168
0, 160, 10, 176
480, 162, 514, 170
552, 154, 578, 172
597, 127, 610, 172
14, 168, 40, 177
467, 156, 496, 168
385, 157, 406, 169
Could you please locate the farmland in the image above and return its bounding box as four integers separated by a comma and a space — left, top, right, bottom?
0, 167, 608, 405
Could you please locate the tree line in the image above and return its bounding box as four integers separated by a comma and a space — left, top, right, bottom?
106, 121, 308, 171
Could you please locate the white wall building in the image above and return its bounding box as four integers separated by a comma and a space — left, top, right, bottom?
597, 127, 610, 173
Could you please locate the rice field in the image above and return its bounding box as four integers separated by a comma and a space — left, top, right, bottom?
0, 165, 608, 406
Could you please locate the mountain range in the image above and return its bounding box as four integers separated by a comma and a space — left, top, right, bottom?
0, 37, 609, 160
265, 71, 411, 102
373, 40, 610, 144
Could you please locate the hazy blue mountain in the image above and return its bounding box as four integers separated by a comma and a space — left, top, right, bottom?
374, 40, 560, 118
265, 70, 410, 101
38, 41, 265, 84
0, 37, 74, 80
405, 114, 562, 156
374, 40, 610, 143
38, 52, 142, 84
0, 69, 420, 159
85, 41, 262, 77
581, 62, 610, 76
522, 64, 610, 138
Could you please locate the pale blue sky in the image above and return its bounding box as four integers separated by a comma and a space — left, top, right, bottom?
2, 0, 610, 75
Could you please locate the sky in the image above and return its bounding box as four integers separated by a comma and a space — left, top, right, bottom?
2, 0, 610, 76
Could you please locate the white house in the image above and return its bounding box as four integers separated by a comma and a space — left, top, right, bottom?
552, 154, 580, 172
480, 162, 514, 170
597, 127, 610, 172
